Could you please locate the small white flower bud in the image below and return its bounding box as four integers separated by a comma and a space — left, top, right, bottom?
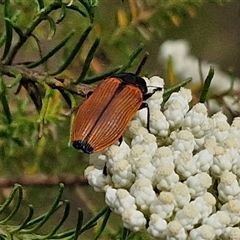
170, 182, 191, 209
105, 186, 117, 210
113, 189, 137, 214
149, 109, 169, 137
106, 143, 130, 168
150, 191, 175, 219
222, 227, 240, 240
146, 76, 164, 110
175, 202, 201, 230
194, 149, 213, 173
221, 199, 240, 226
174, 151, 197, 180
218, 171, 240, 203
203, 211, 231, 236
135, 156, 156, 181
184, 172, 212, 199
164, 88, 191, 129
171, 130, 195, 153
191, 192, 216, 219
147, 214, 167, 239
211, 146, 232, 177
211, 111, 228, 124
84, 166, 110, 192
167, 220, 187, 240
130, 178, 156, 212
111, 159, 135, 188
152, 146, 174, 169
132, 132, 157, 157
182, 103, 213, 138
130, 127, 149, 146
121, 209, 147, 232
129, 144, 152, 171
154, 163, 179, 191
208, 121, 230, 143
189, 224, 215, 240
124, 119, 142, 139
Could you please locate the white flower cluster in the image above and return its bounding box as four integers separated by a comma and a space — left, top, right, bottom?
84, 76, 240, 239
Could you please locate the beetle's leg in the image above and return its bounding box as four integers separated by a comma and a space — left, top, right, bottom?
143, 87, 162, 100
118, 136, 123, 145
103, 164, 107, 176
64, 91, 94, 116
139, 102, 150, 131
86, 91, 93, 98
64, 104, 80, 116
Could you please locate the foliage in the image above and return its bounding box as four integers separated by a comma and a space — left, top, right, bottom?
0, 183, 112, 239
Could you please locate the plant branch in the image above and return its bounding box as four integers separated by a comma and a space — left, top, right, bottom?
0, 64, 94, 97
0, 174, 87, 188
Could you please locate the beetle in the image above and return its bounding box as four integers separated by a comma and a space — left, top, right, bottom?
71, 71, 162, 154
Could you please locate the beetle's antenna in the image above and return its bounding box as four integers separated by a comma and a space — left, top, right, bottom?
135, 52, 149, 75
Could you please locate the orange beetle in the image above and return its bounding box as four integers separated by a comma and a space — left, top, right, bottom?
71, 72, 162, 154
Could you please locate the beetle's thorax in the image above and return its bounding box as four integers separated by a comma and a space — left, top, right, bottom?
113, 72, 147, 95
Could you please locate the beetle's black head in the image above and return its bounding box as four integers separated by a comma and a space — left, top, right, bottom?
72, 140, 94, 154
113, 72, 147, 94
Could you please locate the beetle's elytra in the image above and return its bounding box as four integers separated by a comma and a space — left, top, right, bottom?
71, 72, 161, 154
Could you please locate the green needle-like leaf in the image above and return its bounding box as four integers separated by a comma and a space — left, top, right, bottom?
72, 209, 84, 240
93, 207, 111, 240
163, 77, 192, 102
0, 31, 6, 49
0, 184, 22, 215
42, 201, 70, 239
2, 0, 13, 60
83, 65, 122, 84
23, 184, 65, 233
0, 184, 23, 224
56, 3, 66, 24
4, 17, 24, 39
79, 206, 109, 234
76, 37, 100, 84
117, 44, 144, 73
199, 66, 214, 103
77, 0, 98, 22
0, 10, 20, 48
12, 205, 34, 232
46, 15, 57, 39
0, 75, 12, 124
27, 31, 75, 69
49, 26, 92, 76
121, 228, 130, 240
66, 4, 87, 17
37, 0, 44, 9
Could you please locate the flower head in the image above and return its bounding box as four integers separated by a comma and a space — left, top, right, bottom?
83, 75, 240, 239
